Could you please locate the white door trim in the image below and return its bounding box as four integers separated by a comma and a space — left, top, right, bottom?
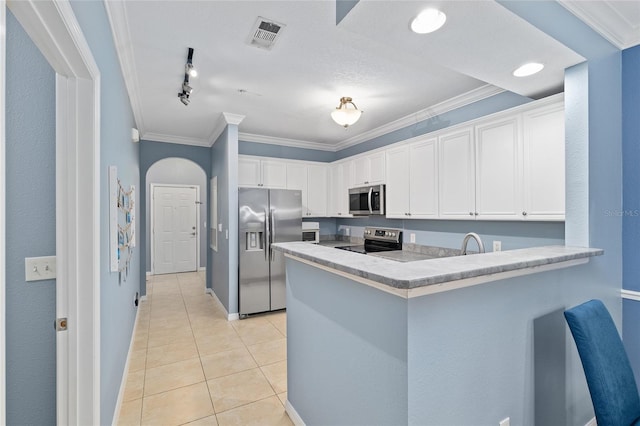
6, 1, 100, 424
150, 183, 200, 275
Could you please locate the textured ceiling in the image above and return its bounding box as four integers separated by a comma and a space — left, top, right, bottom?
105, 1, 636, 151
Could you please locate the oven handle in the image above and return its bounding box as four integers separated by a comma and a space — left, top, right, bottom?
368, 187, 373, 214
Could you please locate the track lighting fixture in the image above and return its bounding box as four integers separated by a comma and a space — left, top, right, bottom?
178, 47, 196, 106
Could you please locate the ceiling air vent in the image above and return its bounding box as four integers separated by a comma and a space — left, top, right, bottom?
248, 17, 285, 50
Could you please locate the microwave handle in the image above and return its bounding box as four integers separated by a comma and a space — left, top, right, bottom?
368, 187, 373, 214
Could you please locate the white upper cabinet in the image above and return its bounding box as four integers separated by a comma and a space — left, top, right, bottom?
286, 162, 328, 217
522, 103, 565, 220
474, 116, 522, 220
238, 157, 287, 188
306, 164, 328, 217
353, 151, 385, 186
438, 127, 476, 219
386, 138, 438, 219
329, 161, 354, 217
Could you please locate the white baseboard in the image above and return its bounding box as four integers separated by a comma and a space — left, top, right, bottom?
198, 266, 206, 272
112, 305, 141, 426
285, 400, 305, 426
146, 271, 151, 276
140, 295, 148, 302
585, 417, 596, 426
205, 288, 239, 321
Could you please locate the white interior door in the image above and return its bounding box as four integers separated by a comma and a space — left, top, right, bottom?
153, 185, 198, 274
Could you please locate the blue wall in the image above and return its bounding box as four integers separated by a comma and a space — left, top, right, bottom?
139, 139, 212, 296
239, 140, 335, 162
622, 44, 640, 384
68, 2, 141, 424
5, 10, 57, 425
210, 129, 231, 311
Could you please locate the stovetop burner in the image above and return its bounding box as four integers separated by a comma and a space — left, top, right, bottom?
335, 227, 403, 255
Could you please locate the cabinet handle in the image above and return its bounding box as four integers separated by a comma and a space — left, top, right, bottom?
522, 211, 528, 216
474, 212, 478, 216
469, 212, 474, 216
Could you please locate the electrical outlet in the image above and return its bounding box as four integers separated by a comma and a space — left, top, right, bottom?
499, 417, 510, 426
25, 256, 57, 281
410, 233, 416, 243
493, 241, 502, 252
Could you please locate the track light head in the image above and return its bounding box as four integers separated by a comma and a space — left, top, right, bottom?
178, 92, 190, 106
182, 82, 193, 94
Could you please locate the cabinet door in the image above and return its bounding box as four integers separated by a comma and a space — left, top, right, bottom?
262, 160, 287, 189
353, 156, 370, 186
522, 104, 565, 220
367, 152, 386, 184
385, 145, 410, 218
339, 161, 354, 216
410, 138, 438, 218
238, 157, 262, 187
474, 117, 522, 220
438, 128, 476, 219
328, 163, 340, 217
307, 165, 328, 217
286, 163, 308, 215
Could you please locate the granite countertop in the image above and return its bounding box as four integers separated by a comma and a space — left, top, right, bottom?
272, 242, 603, 292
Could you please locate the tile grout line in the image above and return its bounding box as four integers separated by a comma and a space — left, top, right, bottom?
179, 272, 220, 424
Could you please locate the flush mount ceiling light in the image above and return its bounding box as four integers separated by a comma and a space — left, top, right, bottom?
178, 47, 196, 106
331, 97, 363, 128
513, 62, 544, 77
411, 9, 447, 34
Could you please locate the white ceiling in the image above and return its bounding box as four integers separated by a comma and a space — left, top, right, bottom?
105, 1, 638, 151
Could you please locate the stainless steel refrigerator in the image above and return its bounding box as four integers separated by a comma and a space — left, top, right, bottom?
239, 188, 302, 316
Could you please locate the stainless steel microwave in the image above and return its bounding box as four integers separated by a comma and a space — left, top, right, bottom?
349, 184, 385, 216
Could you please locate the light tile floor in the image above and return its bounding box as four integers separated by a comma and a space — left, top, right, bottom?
117, 272, 292, 426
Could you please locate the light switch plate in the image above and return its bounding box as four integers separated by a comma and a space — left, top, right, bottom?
25, 256, 57, 281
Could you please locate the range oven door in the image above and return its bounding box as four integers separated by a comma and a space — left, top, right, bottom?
349, 185, 385, 216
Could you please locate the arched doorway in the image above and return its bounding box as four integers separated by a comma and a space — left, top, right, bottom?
146, 158, 207, 276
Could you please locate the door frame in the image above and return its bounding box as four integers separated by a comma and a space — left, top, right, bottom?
3, 1, 100, 424
150, 183, 200, 275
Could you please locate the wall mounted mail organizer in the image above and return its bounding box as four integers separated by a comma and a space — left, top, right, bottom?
109, 166, 135, 282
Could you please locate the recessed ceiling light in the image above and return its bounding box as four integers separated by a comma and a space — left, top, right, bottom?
513, 62, 544, 77
411, 9, 446, 34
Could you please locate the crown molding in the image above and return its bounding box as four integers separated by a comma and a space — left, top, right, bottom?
238, 85, 504, 152
104, 1, 146, 132
142, 132, 210, 147
208, 112, 246, 146
559, 0, 640, 50
239, 133, 336, 152
333, 84, 504, 151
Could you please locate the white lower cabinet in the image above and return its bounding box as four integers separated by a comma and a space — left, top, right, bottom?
386, 138, 438, 219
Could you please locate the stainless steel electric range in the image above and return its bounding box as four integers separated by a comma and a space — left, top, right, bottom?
335, 227, 402, 254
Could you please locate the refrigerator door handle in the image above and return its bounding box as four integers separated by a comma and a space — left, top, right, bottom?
368, 187, 373, 214
270, 208, 276, 262
264, 208, 270, 261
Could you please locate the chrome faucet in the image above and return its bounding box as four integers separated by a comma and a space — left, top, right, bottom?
461, 232, 485, 255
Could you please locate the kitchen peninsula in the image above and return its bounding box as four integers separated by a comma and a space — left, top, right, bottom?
273, 242, 603, 425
